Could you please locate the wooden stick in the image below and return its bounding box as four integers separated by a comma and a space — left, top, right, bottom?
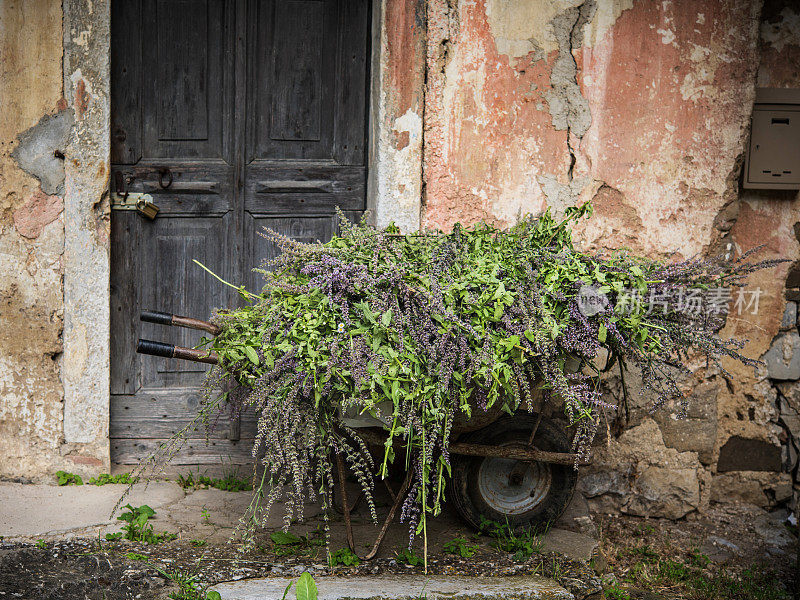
335, 452, 356, 552
353, 428, 586, 466
363, 470, 412, 561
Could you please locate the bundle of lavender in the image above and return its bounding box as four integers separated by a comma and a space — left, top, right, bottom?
155, 204, 778, 551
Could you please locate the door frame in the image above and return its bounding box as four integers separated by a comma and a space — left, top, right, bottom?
61, 0, 426, 471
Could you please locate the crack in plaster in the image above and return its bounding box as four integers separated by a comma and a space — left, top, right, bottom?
540, 1, 596, 214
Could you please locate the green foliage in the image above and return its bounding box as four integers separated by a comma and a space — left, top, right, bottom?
687, 548, 710, 569
88, 472, 136, 485
125, 552, 148, 561
55, 471, 82, 486
442, 536, 479, 558
200, 508, 212, 525
603, 583, 630, 600
35, 539, 46, 549
620, 551, 791, 600
479, 517, 542, 560
281, 572, 318, 600
105, 504, 177, 545
177, 470, 252, 492
148, 563, 221, 600
270, 529, 325, 558
329, 547, 360, 567
173, 205, 774, 560
190, 539, 207, 547
395, 547, 424, 566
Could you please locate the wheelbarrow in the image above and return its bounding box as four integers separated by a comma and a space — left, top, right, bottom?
136, 310, 586, 559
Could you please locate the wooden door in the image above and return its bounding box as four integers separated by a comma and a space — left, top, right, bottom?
110, 0, 370, 469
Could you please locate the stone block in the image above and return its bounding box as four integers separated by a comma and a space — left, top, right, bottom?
710, 472, 792, 508
777, 381, 800, 413
717, 436, 782, 472
577, 471, 626, 498
764, 331, 800, 380
787, 263, 800, 289
654, 381, 717, 464
623, 466, 699, 520
781, 302, 798, 330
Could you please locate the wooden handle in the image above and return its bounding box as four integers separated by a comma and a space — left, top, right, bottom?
140, 310, 221, 336
136, 339, 219, 365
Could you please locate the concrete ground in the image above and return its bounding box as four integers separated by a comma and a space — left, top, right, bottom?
0, 480, 600, 599
0, 481, 598, 561
212, 574, 574, 600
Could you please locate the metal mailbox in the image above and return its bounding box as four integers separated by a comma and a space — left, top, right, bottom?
744, 88, 800, 190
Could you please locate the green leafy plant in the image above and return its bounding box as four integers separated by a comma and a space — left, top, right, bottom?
35, 539, 46, 549
329, 547, 360, 567
200, 508, 212, 525
395, 547, 424, 566
190, 539, 207, 547
479, 517, 542, 560
105, 504, 177, 544
687, 548, 710, 568
281, 572, 318, 600
136, 206, 777, 566
270, 530, 325, 558
55, 470, 82, 486
604, 583, 630, 600
177, 470, 252, 492
125, 552, 148, 561
148, 563, 221, 600
442, 536, 479, 558
88, 472, 136, 485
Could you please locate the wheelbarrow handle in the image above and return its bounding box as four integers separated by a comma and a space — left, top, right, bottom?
140, 310, 221, 336
136, 339, 219, 365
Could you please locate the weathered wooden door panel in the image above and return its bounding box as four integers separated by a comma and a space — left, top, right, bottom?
245, 215, 336, 292
111, 0, 369, 468
111, 390, 258, 439
138, 216, 234, 387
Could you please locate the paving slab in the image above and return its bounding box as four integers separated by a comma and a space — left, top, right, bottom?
0, 482, 184, 538
212, 574, 574, 600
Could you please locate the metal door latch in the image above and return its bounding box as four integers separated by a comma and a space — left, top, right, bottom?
111, 192, 160, 220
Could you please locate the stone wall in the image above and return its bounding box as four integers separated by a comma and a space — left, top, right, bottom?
0, 0, 69, 478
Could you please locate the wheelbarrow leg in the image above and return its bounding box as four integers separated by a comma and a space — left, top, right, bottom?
335, 452, 356, 552
363, 470, 413, 561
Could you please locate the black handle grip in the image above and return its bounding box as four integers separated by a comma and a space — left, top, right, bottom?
140, 310, 173, 325
137, 339, 175, 358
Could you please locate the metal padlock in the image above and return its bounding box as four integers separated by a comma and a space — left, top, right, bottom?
136, 195, 160, 220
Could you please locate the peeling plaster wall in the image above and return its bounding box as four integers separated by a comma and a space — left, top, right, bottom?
369, 0, 427, 232
0, 0, 110, 480
0, 0, 67, 479
407, 0, 799, 516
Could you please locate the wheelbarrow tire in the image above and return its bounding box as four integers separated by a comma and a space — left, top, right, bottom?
447, 413, 577, 532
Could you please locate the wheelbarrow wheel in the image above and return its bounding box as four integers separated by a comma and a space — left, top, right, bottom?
447, 413, 577, 532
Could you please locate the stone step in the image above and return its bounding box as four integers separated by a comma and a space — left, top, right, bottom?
212, 574, 574, 600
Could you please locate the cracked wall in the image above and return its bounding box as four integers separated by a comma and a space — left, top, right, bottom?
0, 0, 68, 479
0, 0, 110, 480
415, 0, 798, 517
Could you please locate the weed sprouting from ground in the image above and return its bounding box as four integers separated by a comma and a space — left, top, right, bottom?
329, 547, 360, 567
105, 504, 177, 545
88, 472, 137, 485
177, 470, 252, 492
56, 471, 83, 486
443, 536, 479, 558
478, 516, 544, 560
